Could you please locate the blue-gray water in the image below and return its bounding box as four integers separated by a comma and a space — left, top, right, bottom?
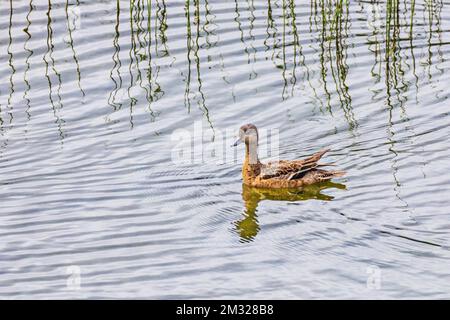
1, 0, 450, 299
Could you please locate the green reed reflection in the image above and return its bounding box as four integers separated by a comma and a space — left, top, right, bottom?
23, 0, 33, 122
330, 0, 353, 128
378, 0, 443, 213
234, 0, 257, 81
235, 182, 346, 242
5, 0, 15, 126
313, 0, 356, 129
185, 0, 193, 111
264, 0, 276, 58
147, 0, 162, 118
315, 1, 332, 114
0, 0, 447, 136
128, 0, 142, 127
108, 0, 166, 125
44, 0, 65, 141
65, 0, 85, 98
155, 0, 169, 57
184, 0, 214, 131
109, 0, 123, 111
409, 0, 418, 98
425, 0, 444, 80
289, 0, 323, 109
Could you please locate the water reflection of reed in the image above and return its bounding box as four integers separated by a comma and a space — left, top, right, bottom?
425, 0, 444, 80
234, 0, 258, 81
3, 0, 89, 140
184, 0, 214, 131
108, 0, 123, 111
312, 0, 356, 129
371, 0, 443, 212
128, 0, 142, 126
376, 0, 443, 108
44, 0, 65, 141
5, 0, 16, 126
330, 1, 354, 128
23, 1, 34, 122
108, 0, 166, 125
155, 0, 169, 57
264, 0, 277, 59
147, 0, 163, 111
65, 0, 85, 98
0, 0, 446, 135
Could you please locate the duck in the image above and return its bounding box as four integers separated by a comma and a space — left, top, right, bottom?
233, 123, 345, 188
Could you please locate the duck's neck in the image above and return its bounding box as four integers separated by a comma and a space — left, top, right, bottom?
244, 141, 259, 164
243, 140, 260, 184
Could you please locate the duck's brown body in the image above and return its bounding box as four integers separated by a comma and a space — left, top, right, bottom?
241, 138, 345, 188
242, 149, 344, 188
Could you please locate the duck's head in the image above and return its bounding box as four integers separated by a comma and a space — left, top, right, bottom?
233, 123, 258, 146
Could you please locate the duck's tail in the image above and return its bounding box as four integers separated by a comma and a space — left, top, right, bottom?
306, 148, 346, 181
304, 148, 330, 164
315, 169, 346, 182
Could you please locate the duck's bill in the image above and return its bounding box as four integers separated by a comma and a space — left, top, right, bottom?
232, 139, 242, 147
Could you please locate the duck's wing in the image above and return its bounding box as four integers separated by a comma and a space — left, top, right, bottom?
301, 169, 346, 184
260, 149, 332, 180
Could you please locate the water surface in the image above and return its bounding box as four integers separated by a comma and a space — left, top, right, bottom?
1, 0, 450, 299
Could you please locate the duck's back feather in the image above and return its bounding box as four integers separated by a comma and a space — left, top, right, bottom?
260, 149, 331, 180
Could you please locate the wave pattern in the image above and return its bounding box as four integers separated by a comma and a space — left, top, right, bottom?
1, 0, 450, 298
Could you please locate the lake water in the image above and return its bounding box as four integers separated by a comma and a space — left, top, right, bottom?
1, 0, 450, 299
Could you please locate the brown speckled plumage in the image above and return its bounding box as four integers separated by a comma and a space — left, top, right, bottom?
235, 124, 345, 188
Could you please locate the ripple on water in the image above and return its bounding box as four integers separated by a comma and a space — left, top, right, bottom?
1, 0, 450, 299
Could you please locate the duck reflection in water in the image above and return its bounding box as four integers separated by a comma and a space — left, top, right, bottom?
235, 182, 346, 242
